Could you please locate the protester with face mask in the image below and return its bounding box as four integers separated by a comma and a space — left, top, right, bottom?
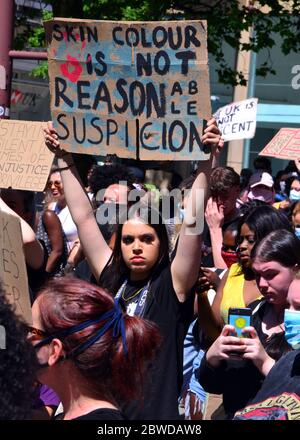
197, 229, 299, 419
221, 222, 239, 269
284, 275, 300, 349
233, 270, 300, 420
211, 205, 293, 329
288, 177, 300, 202
247, 171, 275, 205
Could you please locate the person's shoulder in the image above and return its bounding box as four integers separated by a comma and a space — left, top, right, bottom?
248, 298, 265, 313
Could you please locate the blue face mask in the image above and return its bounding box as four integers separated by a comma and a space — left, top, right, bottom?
295, 228, 300, 239
289, 189, 300, 202
284, 309, 300, 349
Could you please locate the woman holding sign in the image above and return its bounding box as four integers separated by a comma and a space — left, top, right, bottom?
44, 118, 223, 420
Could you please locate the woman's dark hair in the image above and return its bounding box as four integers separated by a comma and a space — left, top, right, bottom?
104, 206, 170, 293
38, 277, 161, 405
0, 283, 37, 419
251, 229, 300, 268
238, 205, 294, 244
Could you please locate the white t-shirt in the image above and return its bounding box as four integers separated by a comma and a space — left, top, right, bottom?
53, 203, 78, 252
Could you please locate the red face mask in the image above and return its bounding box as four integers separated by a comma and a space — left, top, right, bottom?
221, 250, 238, 268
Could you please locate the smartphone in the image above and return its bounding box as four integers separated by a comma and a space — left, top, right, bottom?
228, 307, 252, 338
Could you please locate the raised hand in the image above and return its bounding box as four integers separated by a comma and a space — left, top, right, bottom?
201, 118, 224, 154
205, 197, 224, 230
43, 121, 70, 159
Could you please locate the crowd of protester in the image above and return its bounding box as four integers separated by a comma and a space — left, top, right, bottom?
2, 116, 300, 421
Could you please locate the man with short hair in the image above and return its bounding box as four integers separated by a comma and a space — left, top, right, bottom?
210, 166, 240, 222
202, 166, 241, 267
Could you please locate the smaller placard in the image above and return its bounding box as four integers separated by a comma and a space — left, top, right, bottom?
259, 128, 300, 160
0, 120, 54, 191
214, 98, 258, 141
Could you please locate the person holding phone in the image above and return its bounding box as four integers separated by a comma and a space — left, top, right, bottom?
211, 205, 294, 331
197, 230, 300, 419
234, 272, 300, 420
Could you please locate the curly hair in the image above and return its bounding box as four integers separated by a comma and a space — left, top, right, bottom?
0, 284, 37, 419
88, 164, 136, 197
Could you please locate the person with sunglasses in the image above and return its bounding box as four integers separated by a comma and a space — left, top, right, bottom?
29, 276, 160, 420
45, 166, 79, 269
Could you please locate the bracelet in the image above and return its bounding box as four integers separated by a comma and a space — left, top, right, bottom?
54, 164, 75, 171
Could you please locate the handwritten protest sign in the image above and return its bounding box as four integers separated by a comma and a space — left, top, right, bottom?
0, 120, 54, 191
259, 128, 300, 160
0, 210, 32, 324
214, 98, 258, 142
44, 19, 211, 161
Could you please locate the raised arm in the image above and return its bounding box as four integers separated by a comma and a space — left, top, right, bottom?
42, 209, 64, 274
171, 119, 224, 302
0, 196, 44, 269
205, 197, 227, 269
44, 122, 112, 280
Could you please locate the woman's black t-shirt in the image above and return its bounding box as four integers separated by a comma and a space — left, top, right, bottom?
99, 264, 194, 420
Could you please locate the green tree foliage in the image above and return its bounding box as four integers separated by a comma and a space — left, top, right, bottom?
15, 0, 300, 85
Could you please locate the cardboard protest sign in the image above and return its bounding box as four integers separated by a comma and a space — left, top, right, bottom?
0, 120, 54, 191
0, 210, 32, 324
44, 19, 211, 161
259, 128, 300, 160
214, 98, 258, 141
